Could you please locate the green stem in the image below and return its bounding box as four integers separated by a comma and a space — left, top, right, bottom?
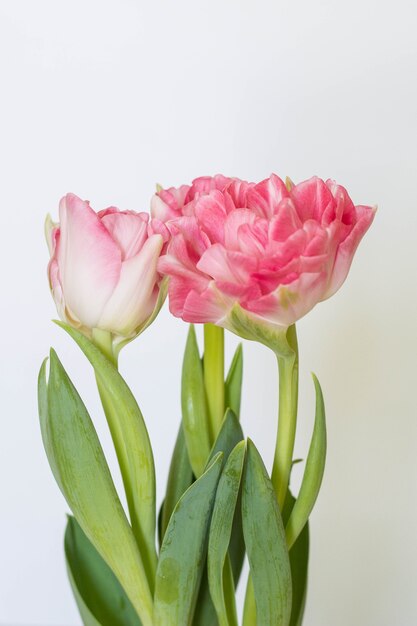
203, 324, 225, 440
91, 328, 157, 588
92, 328, 118, 366
271, 325, 299, 511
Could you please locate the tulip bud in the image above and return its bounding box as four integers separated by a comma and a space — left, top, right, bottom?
46, 193, 164, 350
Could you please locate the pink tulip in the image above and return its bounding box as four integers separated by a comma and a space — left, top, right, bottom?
46, 193, 164, 339
155, 174, 376, 333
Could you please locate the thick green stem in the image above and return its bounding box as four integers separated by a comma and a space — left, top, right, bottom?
203, 324, 225, 439
91, 328, 157, 589
271, 325, 299, 511
92, 328, 118, 366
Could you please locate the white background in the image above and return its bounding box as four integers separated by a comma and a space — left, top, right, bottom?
0, 1, 416, 624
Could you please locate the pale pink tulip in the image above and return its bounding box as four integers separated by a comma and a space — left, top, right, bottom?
156, 174, 376, 334
46, 193, 164, 339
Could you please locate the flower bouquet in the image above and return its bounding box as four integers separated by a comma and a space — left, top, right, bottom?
39, 174, 375, 625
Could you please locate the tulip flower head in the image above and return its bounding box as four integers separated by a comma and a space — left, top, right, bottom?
154, 174, 375, 352
46, 193, 164, 349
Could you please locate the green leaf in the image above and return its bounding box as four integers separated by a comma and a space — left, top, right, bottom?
242, 439, 292, 626
208, 409, 244, 463
154, 453, 223, 626
67, 565, 103, 626
225, 344, 243, 418
283, 494, 309, 626
285, 373, 326, 550
208, 441, 246, 626
160, 422, 194, 541
192, 570, 219, 626
38, 350, 153, 626
181, 325, 212, 477
208, 409, 245, 586
55, 322, 157, 585
65, 516, 142, 626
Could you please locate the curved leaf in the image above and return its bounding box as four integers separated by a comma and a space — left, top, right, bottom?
154, 453, 223, 626
181, 325, 212, 477
242, 439, 292, 626
283, 493, 309, 626
65, 516, 142, 626
160, 422, 194, 541
55, 321, 157, 583
208, 441, 245, 626
208, 409, 245, 585
225, 344, 243, 419
286, 373, 326, 549
38, 351, 153, 626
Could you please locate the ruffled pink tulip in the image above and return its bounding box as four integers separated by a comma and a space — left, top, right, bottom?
155, 174, 376, 334
46, 193, 164, 339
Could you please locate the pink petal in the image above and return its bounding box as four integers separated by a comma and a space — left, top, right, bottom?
244, 271, 329, 327
325, 205, 376, 298
58, 194, 122, 328
186, 175, 232, 201
247, 174, 289, 218
151, 185, 191, 221
198, 244, 257, 283
182, 283, 233, 324
194, 191, 229, 244
100, 211, 149, 260
98, 234, 163, 334
291, 177, 335, 222
268, 198, 302, 242
224, 209, 258, 250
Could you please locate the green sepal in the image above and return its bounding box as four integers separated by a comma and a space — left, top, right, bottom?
181, 325, 212, 477
285, 373, 326, 549
225, 343, 243, 418
65, 516, 142, 626
55, 321, 157, 584
208, 440, 246, 626
38, 350, 153, 626
242, 439, 292, 626
154, 453, 223, 626
226, 304, 295, 357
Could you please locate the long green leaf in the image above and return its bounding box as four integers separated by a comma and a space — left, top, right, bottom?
208, 409, 244, 463
208, 409, 246, 587
181, 325, 212, 477
286, 373, 326, 549
55, 321, 157, 584
38, 350, 153, 626
242, 439, 292, 626
283, 493, 309, 626
67, 562, 103, 626
160, 422, 194, 541
65, 516, 142, 626
154, 453, 223, 626
192, 570, 219, 626
225, 344, 243, 418
208, 441, 246, 626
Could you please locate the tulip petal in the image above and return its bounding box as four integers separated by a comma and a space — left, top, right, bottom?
291, 177, 335, 222
182, 283, 233, 324
58, 194, 122, 328
325, 205, 376, 298
247, 174, 289, 218
100, 211, 149, 260
98, 234, 163, 335
244, 272, 328, 327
